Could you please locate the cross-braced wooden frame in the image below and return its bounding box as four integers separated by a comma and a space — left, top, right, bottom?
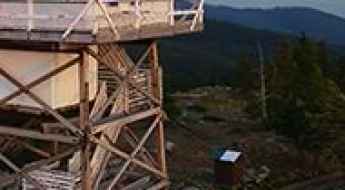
0, 40, 168, 190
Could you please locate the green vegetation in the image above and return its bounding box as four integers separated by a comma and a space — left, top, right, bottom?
266, 37, 345, 152
161, 19, 345, 189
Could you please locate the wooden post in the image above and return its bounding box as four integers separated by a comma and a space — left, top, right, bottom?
170, 0, 175, 26
27, 0, 34, 32
79, 50, 92, 190
148, 41, 160, 101
148, 41, 168, 182
198, 0, 205, 23
135, 0, 142, 28
156, 120, 167, 177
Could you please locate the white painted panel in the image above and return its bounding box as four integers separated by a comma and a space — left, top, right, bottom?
54, 52, 98, 108
0, 50, 54, 108
0, 50, 98, 109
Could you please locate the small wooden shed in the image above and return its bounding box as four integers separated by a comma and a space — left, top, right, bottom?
0, 50, 98, 109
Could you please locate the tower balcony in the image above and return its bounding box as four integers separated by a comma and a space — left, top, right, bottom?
0, 0, 204, 44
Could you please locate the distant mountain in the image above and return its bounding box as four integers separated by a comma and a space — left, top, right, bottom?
206, 6, 345, 46
160, 19, 292, 91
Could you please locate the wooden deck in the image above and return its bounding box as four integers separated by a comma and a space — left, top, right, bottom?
0, 20, 203, 45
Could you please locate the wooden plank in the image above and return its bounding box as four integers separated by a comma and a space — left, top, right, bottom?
106, 114, 161, 189
9, 137, 51, 158
90, 82, 107, 117
89, 85, 126, 187
0, 146, 78, 188
90, 135, 165, 179
95, 0, 120, 39
0, 125, 79, 144
156, 121, 168, 178
92, 107, 161, 134
0, 20, 202, 44
124, 128, 158, 167
62, 0, 95, 40
0, 153, 46, 190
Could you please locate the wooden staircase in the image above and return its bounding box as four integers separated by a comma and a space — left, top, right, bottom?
128, 69, 153, 112
98, 44, 154, 113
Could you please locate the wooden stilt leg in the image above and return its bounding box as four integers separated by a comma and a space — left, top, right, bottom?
79, 50, 92, 190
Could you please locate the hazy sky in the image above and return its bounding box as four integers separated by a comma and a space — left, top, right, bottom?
207, 0, 345, 18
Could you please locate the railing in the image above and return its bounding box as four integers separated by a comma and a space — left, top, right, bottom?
0, 0, 204, 41
169, 0, 204, 30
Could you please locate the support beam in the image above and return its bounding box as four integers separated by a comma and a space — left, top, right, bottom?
0, 125, 79, 144
90, 135, 165, 179
79, 50, 92, 190
0, 147, 78, 188
107, 114, 162, 189
156, 120, 168, 178
6, 137, 51, 158
85, 46, 160, 106
92, 107, 161, 134
0, 153, 45, 190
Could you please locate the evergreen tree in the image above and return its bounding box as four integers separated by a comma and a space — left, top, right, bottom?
268, 36, 345, 149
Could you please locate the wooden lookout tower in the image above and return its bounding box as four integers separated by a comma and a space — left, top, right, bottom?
0, 0, 203, 189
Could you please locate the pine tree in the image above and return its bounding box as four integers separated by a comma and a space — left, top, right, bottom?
268, 36, 345, 149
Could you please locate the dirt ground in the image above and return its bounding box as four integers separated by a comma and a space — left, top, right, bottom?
165, 87, 345, 190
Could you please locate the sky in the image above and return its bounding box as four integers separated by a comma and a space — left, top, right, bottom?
207, 0, 345, 18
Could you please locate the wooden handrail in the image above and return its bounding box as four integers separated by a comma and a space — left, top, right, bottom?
169, 0, 204, 30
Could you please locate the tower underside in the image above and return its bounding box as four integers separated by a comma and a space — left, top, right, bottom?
0, 0, 204, 189
0, 41, 169, 190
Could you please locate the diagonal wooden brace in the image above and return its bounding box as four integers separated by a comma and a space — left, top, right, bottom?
0, 68, 83, 137
0, 146, 78, 188
0, 57, 79, 105
62, 0, 120, 40
90, 43, 155, 122
0, 153, 46, 190
106, 114, 162, 190
90, 133, 165, 179
62, 0, 95, 40
86, 45, 160, 107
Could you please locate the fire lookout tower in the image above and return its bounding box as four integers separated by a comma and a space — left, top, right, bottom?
0, 0, 204, 189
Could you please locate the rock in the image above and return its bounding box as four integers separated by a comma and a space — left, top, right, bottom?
260, 165, 271, 174
242, 175, 254, 183
258, 172, 269, 180
166, 141, 176, 153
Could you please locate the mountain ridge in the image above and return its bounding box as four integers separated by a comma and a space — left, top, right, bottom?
206, 5, 345, 46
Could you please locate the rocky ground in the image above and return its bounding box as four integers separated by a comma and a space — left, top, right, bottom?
165, 86, 345, 190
